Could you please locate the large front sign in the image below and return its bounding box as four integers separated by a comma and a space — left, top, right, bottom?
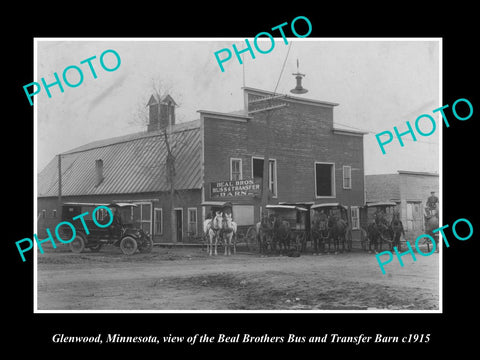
210, 179, 261, 199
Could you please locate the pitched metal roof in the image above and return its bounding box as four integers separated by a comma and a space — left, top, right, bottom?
38, 121, 202, 197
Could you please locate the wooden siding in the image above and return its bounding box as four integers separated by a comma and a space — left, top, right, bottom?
37, 189, 202, 243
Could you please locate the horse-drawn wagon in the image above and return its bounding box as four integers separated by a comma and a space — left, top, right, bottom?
257, 204, 308, 255
201, 201, 257, 255
359, 201, 402, 253
310, 203, 352, 254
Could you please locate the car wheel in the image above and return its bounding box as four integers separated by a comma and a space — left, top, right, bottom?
120, 236, 138, 255
70, 234, 86, 253
139, 236, 153, 253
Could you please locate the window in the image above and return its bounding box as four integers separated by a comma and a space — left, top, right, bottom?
41, 210, 46, 219
140, 203, 151, 233
252, 157, 277, 196
188, 208, 198, 236
343, 165, 352, 189
350, 206, 360, 230
315, 162, 335, 197
154, 208, 163, 235
52, 209, 57, 218
268, 160, 276, 196
133, 202, 152, 234
95, 207, 109, 222
230, 158, 242, 181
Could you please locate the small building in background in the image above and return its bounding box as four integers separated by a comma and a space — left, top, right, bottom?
365, 170, 439, 240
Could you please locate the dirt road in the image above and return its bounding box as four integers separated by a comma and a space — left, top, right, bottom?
36, 246, 439, 311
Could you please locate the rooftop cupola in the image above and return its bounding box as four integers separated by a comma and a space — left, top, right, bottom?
146, 94, 177, 131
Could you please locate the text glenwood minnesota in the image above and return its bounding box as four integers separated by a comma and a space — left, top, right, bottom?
52, 333, 431, 345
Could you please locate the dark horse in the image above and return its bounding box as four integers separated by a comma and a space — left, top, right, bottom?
328, 215, 348, 254
424, 208, 439, 253
272, 216, 293, 255
390, 212, 405, 251
367, 214, 390, 253
256, 214, 274, 255
311, 212, 329, 254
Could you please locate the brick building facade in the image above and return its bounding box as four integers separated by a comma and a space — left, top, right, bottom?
37, 87, 366, 243
200, 87, 366, 231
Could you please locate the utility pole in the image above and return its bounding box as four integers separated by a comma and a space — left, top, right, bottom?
57, 154, 62, 218
248, 96, 287, 215
260, 109, 273, 211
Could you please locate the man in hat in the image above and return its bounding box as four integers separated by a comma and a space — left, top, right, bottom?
425, 191, 439, 223
426, 191, 439, 211
109, 206, 123, 240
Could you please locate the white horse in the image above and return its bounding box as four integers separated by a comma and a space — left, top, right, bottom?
203, 211, 223, 256
222, 213, 237, 256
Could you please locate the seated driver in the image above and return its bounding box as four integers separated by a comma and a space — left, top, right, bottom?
108, 207, 123, 239
425, 191, 439, 217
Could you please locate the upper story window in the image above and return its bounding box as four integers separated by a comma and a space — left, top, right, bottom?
230, 158, 242, 181
252, 157, 277, 197
315, 162, 335, 198
343, 165, 352, 189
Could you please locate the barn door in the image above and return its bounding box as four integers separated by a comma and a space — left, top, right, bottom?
406, 201, 422, 231
174, 209, 183, 242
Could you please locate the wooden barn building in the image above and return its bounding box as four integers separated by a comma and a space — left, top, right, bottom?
37, 87, 366, 243
365, 170, 439, 240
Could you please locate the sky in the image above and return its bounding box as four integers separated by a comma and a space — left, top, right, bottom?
35, 39, 440, 175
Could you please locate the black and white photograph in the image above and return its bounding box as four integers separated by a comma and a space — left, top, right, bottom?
34, 38, 440, 312
6, 7, 478, 354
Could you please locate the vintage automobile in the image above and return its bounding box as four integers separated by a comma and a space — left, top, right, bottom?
60, 202, 153, 255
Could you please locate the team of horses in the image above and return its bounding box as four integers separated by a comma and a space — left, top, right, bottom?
255, 210, 353, 256
362, 212, 405, 253
309, 212, 350, 255
203, 211, 237, 256
255, 214, 304, 256
202, 208, 439, 256
362, 209, 438, 253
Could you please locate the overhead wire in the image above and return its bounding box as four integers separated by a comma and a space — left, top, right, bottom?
246, 40, 438, 146
272, 41, 293, 95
